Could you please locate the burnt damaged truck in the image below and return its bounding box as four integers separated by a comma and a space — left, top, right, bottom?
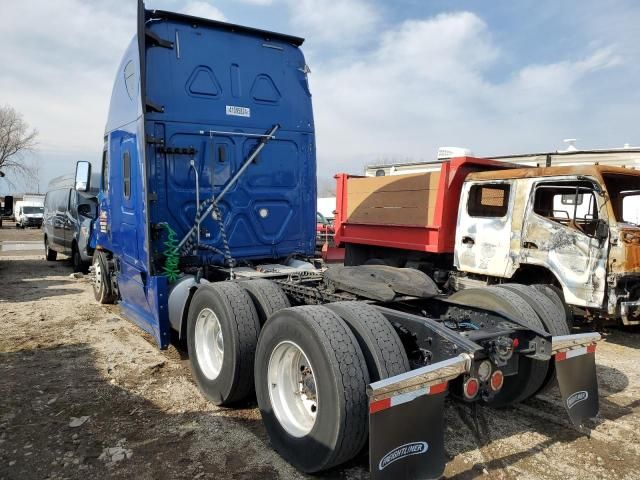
335, 158, 640, 325
77, 3, 602, 479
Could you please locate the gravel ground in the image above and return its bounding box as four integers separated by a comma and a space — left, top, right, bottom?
1, 224, 639, 479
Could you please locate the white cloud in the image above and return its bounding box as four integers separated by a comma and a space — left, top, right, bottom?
236, 0, 274, 5
0, 0, 229, 193
308, 11, 625, 177
183, 1, 227, 21
0, 0, 133, 193
0, 0, 635, 195
287, 0, 380, 46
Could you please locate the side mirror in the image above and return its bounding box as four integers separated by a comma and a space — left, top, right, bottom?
595, 219, 609, 241
75, 161, 91, 192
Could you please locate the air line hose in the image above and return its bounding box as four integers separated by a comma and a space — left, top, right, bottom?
160, 223, 180, 283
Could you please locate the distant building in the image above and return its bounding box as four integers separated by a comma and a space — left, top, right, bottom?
366, 143, 640, 176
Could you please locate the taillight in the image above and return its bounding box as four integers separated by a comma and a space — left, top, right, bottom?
463, 377, 479, 399
490, 370, 504, 391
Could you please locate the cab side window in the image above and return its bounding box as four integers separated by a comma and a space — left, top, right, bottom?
123, 151, 131, 199
467, 183, 511, 218
101, 149, 109, 192
533, 184, 599, 236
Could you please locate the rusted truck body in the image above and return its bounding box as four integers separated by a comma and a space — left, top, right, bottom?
335, 157, 640, 325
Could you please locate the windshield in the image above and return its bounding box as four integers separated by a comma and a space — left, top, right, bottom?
23, 206, 43, 214
603, 173, 640, 226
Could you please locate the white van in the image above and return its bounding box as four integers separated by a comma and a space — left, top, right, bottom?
14, 200, 44, 228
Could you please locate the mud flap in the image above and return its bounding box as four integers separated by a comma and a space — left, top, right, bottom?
367, 354, 471, 480
369, 385, 447, 480
552, 334, 601, 427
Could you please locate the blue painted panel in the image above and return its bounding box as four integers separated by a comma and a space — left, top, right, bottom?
143, 15, 316, 265
98, 7, 315, 349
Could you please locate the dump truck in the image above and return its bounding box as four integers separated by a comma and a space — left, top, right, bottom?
334, 157, 640, 326
74, 3, 602, 478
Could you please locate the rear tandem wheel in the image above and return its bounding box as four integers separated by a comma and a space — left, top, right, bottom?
187, 282, 260, 406
324, 301, 410, 382
254, 305, 369, 473
448, 286, 549, 406
238, 278, 291, 325
496, 284, 570, 395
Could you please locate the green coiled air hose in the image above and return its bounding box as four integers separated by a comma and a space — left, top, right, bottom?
161, 223, 180, 283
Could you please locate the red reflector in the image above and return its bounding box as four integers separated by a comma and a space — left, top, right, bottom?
512, 337, 519, 348
429, 382, 448, 395
463, 378, 479, 399
587, 344, 596, 354
369, 398, 391, 414
556, 351, 567, 362
490, 370, 504, 391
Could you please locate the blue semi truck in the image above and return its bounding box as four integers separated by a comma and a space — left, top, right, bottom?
74, 3, 602, 478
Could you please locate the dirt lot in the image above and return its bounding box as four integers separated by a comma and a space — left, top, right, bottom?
1, 224, 640, 480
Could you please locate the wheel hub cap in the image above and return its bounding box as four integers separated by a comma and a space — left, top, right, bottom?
195, 308, 224, 380
267, 341, 318, 437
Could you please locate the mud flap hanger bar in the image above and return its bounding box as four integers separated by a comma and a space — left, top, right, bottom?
177, 124, 280, 250
367, 354, 472, 480
551, 332, 601, 427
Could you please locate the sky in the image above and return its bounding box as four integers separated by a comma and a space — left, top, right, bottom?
1, 0, 639, 195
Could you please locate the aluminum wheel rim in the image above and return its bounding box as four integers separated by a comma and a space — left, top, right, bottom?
93, 259, 102, 291
267, 341, 318, 437
195, 308, 224, 380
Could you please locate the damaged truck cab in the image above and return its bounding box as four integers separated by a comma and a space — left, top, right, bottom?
457, 166, 640, 325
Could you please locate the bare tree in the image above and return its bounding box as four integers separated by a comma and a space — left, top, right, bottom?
28, 157, 42, 193
0, 105, 38, 183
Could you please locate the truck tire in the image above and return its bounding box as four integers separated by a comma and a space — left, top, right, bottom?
532, 284, 573, 329
255, 305, 369, 473
92, 252, 116, 304
187, 282, 260, 406
238, 279, 291, 325
448, 287, 548, 406
499, 284, 570, 395
45, 237, 57, 261
324, 301, 410, 382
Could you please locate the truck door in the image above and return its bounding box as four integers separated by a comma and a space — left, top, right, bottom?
521, 181, 607, 309
455, 181, 515, 277
109, 132, 150, 320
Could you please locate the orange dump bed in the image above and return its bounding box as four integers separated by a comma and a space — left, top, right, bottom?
334, 157, 513, 254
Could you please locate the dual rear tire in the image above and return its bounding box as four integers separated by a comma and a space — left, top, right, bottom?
187, 282, 261, 405
187, 282, 409, 473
